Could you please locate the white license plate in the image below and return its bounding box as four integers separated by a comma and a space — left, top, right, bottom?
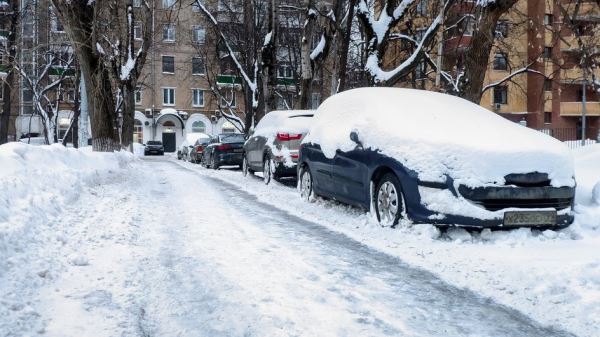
503, 211, 557, 226
233, 149, 243, 153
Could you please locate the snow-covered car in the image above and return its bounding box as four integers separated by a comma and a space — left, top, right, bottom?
243, 110, 314, 184
201, 133, 245, 169
298, 88, 576, 228
144, 141, 164, 156
18, 137, 47, 146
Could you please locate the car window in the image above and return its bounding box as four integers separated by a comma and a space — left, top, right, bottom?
147, 141, 162, 145
219, 134, 245, 143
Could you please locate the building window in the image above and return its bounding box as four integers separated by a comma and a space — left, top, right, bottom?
463, 16, 476, 36
163, 24, 175, 42
221, 121, 236, 133
415, 60, 427, 79
220, 90, 236, 108
493, 52, 508, 70
277, 63, 293, 79
416, 0, 427, 15
192, 57, 205, 75
163, 0, 176, 9
192, 26, 206, 44
544, 79, 552, 91
415, 28, 426, 42
276, 92, 294, 110
135, 86, 142, 105
192, 0, 206, 11
493, 86, 508, 105
192, 89, 205, 107
163, 88, 175, 106
543, 47, 552, 59
23, 88, 33, 103
192, 120, 206, 133
134, 120, 144, 144
544, 14, 553, 26
162, 56, 175, 73
51, 14, 64, 32
134, 23, 142, 40
495, 20, 508, 38
133, 0, 142, 7
544, 111, 552, 124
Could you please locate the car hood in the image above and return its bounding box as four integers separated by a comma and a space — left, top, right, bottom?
303, 88, 575, 188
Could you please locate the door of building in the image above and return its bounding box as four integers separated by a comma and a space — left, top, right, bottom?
162, 132, 176, 152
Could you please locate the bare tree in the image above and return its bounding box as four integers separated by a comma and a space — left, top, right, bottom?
0, 0, 19, 144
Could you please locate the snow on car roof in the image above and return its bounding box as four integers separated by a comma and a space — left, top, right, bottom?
303, 87, 574, 188
254, 110, 315, 138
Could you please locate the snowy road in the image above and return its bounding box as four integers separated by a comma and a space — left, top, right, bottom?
32, 157, 577, 337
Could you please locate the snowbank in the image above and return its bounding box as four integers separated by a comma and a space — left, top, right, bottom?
0, 143, 134, 334
304, 88, 574, 188
572, 144, 600, 232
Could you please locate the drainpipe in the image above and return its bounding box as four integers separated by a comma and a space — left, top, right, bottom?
581, 80, 586, 146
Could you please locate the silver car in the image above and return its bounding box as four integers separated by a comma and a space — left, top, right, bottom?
243, 110, 314, 184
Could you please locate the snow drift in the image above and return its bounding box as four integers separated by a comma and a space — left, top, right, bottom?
304, 88, 575, 188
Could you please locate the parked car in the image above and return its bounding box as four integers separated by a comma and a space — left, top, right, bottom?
298, 88, 576, 228
19, 137, 47, 146
189, 137, 212, 164
202, 133, 245, 169
243, 110, 314, 184
179, 133, 211, 162
144, 141, 164, 156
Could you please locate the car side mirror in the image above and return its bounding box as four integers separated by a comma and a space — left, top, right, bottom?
350, 131, 363, 148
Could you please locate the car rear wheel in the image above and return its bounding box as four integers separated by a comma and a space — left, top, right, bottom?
374, 173, 405, 227
243, 155, 253, 177
210, 155, 219, 170
263, 155, 276, 185
299, 166, 315, 202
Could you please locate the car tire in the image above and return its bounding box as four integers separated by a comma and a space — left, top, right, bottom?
242, 155, 253, 177
374, 173, 406, 228
210, 155, 219, 170
263, 155, 275, 185
299, 165, 316, 202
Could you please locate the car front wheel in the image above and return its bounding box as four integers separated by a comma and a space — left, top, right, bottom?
263, 155, 276, 185
374, 173, 405, 227
299, 166, 315, 202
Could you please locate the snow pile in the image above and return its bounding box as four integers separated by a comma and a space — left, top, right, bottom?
304, 88, 575, 188
572, 144, 600, 232
0, 143, 133, 334
0, 142, 133, 252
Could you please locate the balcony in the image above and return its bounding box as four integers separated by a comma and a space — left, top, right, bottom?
216, 74, 242, 86
560, 101, 600, 116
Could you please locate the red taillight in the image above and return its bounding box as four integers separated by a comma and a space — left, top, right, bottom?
276, 133, 302, 141
196, 146, 204, 153
216, 144, 232, 151
291, 153, 299, 159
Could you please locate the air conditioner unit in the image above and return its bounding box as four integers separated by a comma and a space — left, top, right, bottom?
144, 108, 153, 118
214, 110, 222, 117
211, 115, 218, 123
494, 103, 502, 110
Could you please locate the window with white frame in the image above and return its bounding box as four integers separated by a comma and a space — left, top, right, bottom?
192, 0, 206, 12
192, 89, 205, 107
163, 24, 176, 42
192, 26, 206, 44
416, 0, 428, 15
163, 88, 175, 106
133, 0, 142, 7
277, 63, 293, 78
135, 86, 142, 105
51, 13, 64, 32
220, 90, 236, 108
192, 120, 206, 133
162, 0, 176, 9
134, 23, 142, 40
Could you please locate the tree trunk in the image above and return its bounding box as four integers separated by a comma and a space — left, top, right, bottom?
336, 0, 355, 93
261, 0, 278, 114
0, 0, 19, 144
120, 83, 135, 151
299, 0, 316, 109
460, 0, 518, 103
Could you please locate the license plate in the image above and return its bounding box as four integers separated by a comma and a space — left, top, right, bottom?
233, 149, 243, 153
503, 211, 557, 226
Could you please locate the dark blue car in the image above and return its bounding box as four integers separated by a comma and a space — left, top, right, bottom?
297, 88, 576, 229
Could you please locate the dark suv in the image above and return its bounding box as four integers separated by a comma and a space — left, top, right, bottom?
144, 141, 165, 156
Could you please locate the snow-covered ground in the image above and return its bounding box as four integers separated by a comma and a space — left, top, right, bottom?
1, 142, 599, 336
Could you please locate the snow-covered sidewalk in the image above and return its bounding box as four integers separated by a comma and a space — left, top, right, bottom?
183, 144, 600, 337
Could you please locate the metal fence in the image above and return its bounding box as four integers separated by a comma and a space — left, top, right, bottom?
536, 127, 599, 149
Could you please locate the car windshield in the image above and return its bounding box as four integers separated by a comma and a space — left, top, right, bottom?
147, 141, 162, 145
219, 134, 245, 143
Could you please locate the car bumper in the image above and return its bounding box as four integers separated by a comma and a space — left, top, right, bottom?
413, 181, 576, 228
217, 152, 243, 166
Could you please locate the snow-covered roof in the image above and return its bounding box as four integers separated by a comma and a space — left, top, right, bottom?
303, 88, 574, 188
